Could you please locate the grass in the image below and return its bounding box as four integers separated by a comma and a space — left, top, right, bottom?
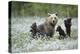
11, 17, 78, 53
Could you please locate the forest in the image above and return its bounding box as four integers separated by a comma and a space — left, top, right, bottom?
10, 1, 78, 17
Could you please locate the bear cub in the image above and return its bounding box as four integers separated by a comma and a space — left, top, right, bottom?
30, 22, 38, 38
64, 17, 72, 37
56, 25, 66, 39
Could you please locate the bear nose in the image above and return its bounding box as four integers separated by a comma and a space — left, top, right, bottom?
53, 20, 55, 23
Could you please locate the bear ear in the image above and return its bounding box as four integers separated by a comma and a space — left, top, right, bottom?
55, 13, 58, 16
48, 13, 51, 16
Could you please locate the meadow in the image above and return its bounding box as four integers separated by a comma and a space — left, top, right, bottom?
11, 17, 78, 53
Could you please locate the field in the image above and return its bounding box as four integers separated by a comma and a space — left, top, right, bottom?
11, 17, 78, 53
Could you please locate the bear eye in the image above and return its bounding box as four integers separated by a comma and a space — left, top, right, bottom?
54, 17, 56, 19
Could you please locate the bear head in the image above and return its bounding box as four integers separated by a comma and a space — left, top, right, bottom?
46, 13, 58, 26
56, 25, 61, 32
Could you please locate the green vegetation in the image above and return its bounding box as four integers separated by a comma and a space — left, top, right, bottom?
10, 1, 78, 17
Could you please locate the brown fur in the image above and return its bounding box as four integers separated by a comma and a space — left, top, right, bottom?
64, 17, 72, 37
30, 13, 58, 38
30, 22, 38, 38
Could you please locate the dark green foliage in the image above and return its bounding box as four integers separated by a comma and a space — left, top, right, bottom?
10, 1, 78, 17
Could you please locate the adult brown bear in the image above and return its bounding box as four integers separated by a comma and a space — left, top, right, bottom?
30, 13, 58, 38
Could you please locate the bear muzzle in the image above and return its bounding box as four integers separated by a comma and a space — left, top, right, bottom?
53, 20, 55, 23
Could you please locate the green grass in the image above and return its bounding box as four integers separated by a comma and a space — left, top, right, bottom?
11, 17, 78, 53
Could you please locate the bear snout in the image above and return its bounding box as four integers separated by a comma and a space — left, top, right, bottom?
53, 20, 55, 23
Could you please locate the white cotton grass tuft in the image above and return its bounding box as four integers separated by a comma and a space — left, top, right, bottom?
11, 17, 78, 53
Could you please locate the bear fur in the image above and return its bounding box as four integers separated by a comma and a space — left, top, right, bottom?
30, 13, 58, 38
56, 25, 66, 39
64, 17, 72, 37
30, 22, 38, 38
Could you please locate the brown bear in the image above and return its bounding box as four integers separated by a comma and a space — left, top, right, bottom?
64, 17, 72, 37
56, 25, 66, 39
30, 13, 58, 38
30, 22, 38, 38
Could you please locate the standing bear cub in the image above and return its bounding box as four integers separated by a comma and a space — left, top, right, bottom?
64, 17, 72, 37
30, 13, 58, 38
